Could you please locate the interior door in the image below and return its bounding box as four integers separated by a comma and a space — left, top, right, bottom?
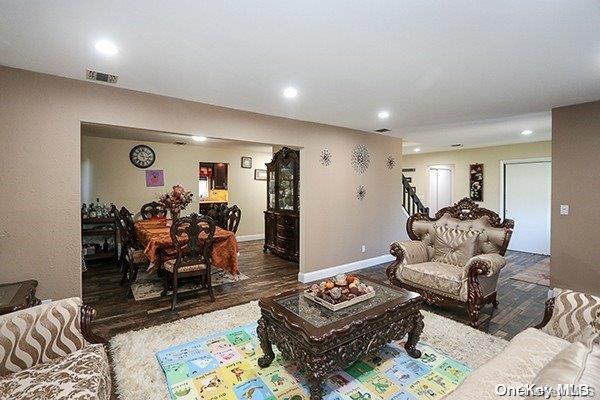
504, 161, 551, 255
429, 167, 453, 214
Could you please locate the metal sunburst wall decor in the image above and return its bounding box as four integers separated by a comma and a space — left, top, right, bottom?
356, 185, 366, 201
319, 149, 332, 166
386, 155, 396, 170
350, 144, 370, 174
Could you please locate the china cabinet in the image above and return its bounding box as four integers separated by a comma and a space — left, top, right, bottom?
264, 147, 299, 261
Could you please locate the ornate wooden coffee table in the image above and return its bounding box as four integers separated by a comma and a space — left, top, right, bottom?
257, 275, 424, 400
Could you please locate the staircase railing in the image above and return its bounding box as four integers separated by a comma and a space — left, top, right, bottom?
402, 174, 429, 216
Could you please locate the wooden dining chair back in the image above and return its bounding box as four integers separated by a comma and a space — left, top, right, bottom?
224, 205, 242, 233
163, 213, 216, 310
117, 206, 148, 297
140, 201, 167, 220
205, 203, 228, 228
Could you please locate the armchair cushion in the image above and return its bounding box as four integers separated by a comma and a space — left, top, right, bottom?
392, 240, 430, 265
541, 289, 600, 343
0, 343, 110, 400
0, 298, 86, 376
464, 253, 506, 278
399, 262, 465, 300
432, 226, 479, 267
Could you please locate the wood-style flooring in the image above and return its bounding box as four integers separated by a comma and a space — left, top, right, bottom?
83, 240, 550, 341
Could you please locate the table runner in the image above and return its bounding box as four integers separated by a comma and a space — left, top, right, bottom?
135, 219, 239, 275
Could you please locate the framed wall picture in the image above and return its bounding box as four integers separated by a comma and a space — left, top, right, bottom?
469, 163, 484, 201
145, 169, 164, 187
254, 169, 267, 180
241, 156, 252, 169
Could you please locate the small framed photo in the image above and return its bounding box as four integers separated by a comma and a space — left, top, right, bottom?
254, 169, 267, 181
241, 156, 252, 169
145, 169, 164, 187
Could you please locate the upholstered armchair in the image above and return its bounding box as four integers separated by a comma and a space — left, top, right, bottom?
0, 297, 110, 399
387, 198, 514, 327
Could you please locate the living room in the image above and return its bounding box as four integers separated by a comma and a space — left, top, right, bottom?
1, 2, 599, 400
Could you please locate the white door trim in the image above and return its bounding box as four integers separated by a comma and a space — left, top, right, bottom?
499, 157, 551, 219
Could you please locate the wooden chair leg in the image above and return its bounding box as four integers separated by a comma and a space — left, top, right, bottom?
207, 270, 215, 303
161, 270, 169, 296
119, 249, 128, 287
126, 263, 138, 298
171, 272, 179, 311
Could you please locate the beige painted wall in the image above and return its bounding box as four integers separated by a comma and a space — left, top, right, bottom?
0, 66, 404, 299
402, 141, 551, 214
551, 101, 600, 295
81, 135, 273, 237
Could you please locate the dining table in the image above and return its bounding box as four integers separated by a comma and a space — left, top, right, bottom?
134, 218, 240, 275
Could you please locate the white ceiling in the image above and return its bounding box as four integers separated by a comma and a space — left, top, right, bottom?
81, 123, 274, 153
2, 1, 599, 152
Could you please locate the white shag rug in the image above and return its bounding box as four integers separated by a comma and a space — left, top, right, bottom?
110, 301, 508, 400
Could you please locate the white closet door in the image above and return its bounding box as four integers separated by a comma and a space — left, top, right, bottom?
504, 161, 551, 255
428, 167, 453, 214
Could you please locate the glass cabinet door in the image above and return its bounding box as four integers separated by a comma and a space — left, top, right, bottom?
268, 170, 275, 209
278, 162, 295, 210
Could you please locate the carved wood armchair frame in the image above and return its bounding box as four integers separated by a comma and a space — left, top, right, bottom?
387, 197, 515, 327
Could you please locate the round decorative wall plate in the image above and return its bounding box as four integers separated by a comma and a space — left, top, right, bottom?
387, 155, 396, 170
350, 144, 370, 174
319, 149, 332, 166
356, 185, 366, 201
129, 144, 156, 168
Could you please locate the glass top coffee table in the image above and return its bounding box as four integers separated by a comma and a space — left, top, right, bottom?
257, 275, 423, 400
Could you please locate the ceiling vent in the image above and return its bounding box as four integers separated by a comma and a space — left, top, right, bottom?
174, 141, 187, 146
451, 143, 463, 147
86, 69, 118, 84
374, 128, 390, 133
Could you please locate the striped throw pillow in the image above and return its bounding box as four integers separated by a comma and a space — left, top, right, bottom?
541, 289, 600, 342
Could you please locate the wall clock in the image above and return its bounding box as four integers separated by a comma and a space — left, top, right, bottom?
129, 145, 156, 168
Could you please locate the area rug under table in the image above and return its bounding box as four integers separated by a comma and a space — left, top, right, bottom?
110, 302, 508, 400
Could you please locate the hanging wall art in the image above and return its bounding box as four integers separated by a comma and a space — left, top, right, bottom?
319, 149, 332, 166
356, 185, 366, 201
386, 155, 396, 170
469, 163, 484, 201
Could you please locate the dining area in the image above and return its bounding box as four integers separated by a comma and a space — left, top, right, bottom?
112, 186, 242, 310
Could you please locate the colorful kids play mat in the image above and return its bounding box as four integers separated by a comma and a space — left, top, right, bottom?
156, 322, 470, 400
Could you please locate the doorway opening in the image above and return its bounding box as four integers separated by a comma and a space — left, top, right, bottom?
428, 165, 454, 214
501, 158, 551, 255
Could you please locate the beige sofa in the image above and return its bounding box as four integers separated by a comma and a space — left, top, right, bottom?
387, 198, 514, 327
0, 297, 111, 399
446, 289, 599, 399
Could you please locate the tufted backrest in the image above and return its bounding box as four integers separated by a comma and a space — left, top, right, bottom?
408, 198, 513, 258
0, 297, 86, 376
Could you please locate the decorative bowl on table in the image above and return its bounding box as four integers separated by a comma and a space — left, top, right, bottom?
303, 274, 375, 311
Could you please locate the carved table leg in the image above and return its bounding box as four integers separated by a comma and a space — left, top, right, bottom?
404, 312, 424, 358
306, 373, 324, 400
257, 317, 275, 368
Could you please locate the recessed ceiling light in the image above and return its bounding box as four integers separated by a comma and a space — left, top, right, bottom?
94, 40, 118, 56
521, 129, 533, 136
192, 136, 207, 142
282, 87, 299, 98
414, 148, 421, 152
378, 111, 390, 119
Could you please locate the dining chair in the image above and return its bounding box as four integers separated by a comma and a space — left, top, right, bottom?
162, 213, 216, 310
140, 201, 167, 220
117, 206, 148, 297
205, 203, 228, 228
224, 205, 242, 233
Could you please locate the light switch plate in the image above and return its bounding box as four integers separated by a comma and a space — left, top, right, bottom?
560, 204, 570, 215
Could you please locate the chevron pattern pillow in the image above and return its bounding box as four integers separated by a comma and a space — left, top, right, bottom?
542, 289, 600, 343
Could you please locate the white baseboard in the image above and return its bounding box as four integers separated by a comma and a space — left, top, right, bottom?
236, 234, 264, 242
298, 254, 395, 283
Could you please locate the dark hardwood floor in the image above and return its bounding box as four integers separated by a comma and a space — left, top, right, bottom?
83, 240, 550, 341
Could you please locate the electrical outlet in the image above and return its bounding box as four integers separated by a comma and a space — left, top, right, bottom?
361, 245, 366, 253
560, 205, 570, 215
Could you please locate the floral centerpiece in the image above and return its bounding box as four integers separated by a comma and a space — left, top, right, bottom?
158, 185, 193, 221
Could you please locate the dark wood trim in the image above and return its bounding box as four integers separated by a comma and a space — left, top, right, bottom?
535, 297, 555, 329
80, 304, 108, 344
